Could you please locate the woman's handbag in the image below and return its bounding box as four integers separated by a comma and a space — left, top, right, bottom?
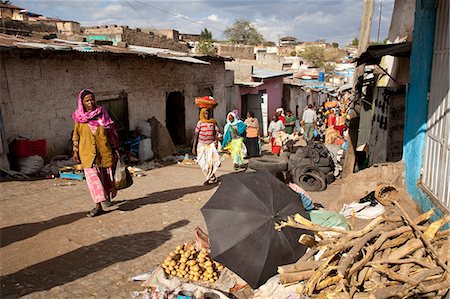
114, 159, 133, 190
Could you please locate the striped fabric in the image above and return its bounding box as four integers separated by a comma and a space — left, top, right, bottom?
195, 121, 218, 144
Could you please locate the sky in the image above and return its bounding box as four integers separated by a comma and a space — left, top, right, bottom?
14, 0, 394, 47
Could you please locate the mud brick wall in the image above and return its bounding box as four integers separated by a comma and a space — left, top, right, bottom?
0, 51, 230, 158
1, 20, 57, 36
217, 44, 255, 60
122, 28, 189, 52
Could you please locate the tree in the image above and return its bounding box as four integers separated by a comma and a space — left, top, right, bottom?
351, 38, 359, 46
332, 42, 339, 48
224, 19, 264, 45
1, 0, 12, 4
198, 41, 217, 55
199, 28, 213, 42
302, 46, 325, 68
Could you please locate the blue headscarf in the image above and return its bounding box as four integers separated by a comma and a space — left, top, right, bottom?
222, 112, 246, 147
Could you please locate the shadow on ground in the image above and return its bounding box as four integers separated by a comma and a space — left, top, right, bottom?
0, 212, 87, 248
0, 220, 189, 298
116, 184, 218, 212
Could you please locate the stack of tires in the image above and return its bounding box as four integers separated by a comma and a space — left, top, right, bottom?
286, 143, 335, 191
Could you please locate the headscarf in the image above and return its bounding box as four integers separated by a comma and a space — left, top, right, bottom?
72, 89, 115, 129
276, 107, 285, 116
231, 109, 240, 120
199, 108, 217, 125
224, 111, 243, 135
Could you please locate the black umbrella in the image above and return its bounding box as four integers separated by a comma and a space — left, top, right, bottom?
200, 171, 311, 289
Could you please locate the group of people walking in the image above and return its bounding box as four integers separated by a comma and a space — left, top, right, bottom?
72, 88, 322, 216
193, 109, 262, 184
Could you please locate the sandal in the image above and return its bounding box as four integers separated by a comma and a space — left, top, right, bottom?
87, 206, 103, 217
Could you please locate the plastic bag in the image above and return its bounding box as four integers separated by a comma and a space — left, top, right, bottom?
114, 159, 133, 190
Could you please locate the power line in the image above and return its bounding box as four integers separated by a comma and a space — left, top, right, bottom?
132, 0, 226, 33
124, 0, 157, 29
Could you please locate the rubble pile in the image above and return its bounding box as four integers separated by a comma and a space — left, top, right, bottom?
275, 196, 450, 298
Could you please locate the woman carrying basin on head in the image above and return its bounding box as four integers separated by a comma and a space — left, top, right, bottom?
192, 108, 221, 185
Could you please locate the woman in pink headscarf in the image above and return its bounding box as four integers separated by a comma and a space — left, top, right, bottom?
72, 89, 119, 217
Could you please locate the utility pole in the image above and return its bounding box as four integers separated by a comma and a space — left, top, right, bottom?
377, 0, 383, 42
342, 0, 374, 178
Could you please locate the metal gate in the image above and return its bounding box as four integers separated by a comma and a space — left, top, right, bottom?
422, 0, 450, 210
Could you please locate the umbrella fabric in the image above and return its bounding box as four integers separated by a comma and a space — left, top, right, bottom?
201, 171, 311, 289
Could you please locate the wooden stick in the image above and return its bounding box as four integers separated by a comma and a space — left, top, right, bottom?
389, 238, 423, 260
279, 270, 315, 284
371, 265, 417, 285
348, 225, 409, 276
367, 257, 433, 269
393, 201, 450, 272
298, 234, 318, 248
337, 228, 381, 277
278, 260, 319, 274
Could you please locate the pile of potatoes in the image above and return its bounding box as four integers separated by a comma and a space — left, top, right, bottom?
161, 244, 224, 283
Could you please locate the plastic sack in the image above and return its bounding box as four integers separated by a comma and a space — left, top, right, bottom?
136, 121, 152, 138
138, 138, 154, 162
18, 155, 44, 175
309, 210, 350, 230
114, 159, 133, 190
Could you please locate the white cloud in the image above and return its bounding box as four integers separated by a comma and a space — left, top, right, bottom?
207, 14, 220, 22
91, 3, 124, 21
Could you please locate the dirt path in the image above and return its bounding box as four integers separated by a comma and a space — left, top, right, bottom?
0, 154, 421, 298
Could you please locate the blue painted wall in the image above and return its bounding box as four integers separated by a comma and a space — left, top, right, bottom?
403, 0, 442, 218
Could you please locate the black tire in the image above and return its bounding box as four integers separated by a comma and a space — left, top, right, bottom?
315, 157, 332, 167
294, 164, 326, 181
294, 172, 327, 192
279, 152, 291, 162
325, 172, 335, 184
307, 149, 321, 163
293, 149, 307, 159
318, 166, 333, 174
248, 157, 288, 173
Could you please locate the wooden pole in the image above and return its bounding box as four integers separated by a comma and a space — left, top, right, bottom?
342, 0, 374, 177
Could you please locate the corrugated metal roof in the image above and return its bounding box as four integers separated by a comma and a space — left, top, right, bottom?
252, 68, 293, 79
0, 34, 212, 65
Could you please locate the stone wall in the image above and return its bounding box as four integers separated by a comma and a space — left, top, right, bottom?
0, 51, 229, 158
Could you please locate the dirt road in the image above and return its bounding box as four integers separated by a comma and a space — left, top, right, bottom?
0, 155, 419, 298
0, 159, 238, 298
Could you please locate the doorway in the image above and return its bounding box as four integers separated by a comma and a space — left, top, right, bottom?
166, 91, 186, 145
98, 95, 129, 145
241, 91, 268, 136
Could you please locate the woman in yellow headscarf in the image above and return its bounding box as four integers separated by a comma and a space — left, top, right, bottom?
192, 108, 221, 185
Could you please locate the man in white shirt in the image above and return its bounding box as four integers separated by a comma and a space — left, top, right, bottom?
302, 104, 317, 143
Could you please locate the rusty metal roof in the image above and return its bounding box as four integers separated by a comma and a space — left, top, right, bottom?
0, 34, 213, 65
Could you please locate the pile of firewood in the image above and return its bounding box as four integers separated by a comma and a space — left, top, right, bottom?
275, 196, 450, 298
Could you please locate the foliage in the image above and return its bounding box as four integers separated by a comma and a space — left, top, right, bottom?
332, 42, 339, 48
200, 28, 213, 42
1, 0, 12, 4
198, 41, 217, 55
224, 19, 264, 45
290, 51, 297, 57
351, 38, 359, 46
302, 46, 325, 68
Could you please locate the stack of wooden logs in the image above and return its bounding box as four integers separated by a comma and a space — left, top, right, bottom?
275, 200, 450, 298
